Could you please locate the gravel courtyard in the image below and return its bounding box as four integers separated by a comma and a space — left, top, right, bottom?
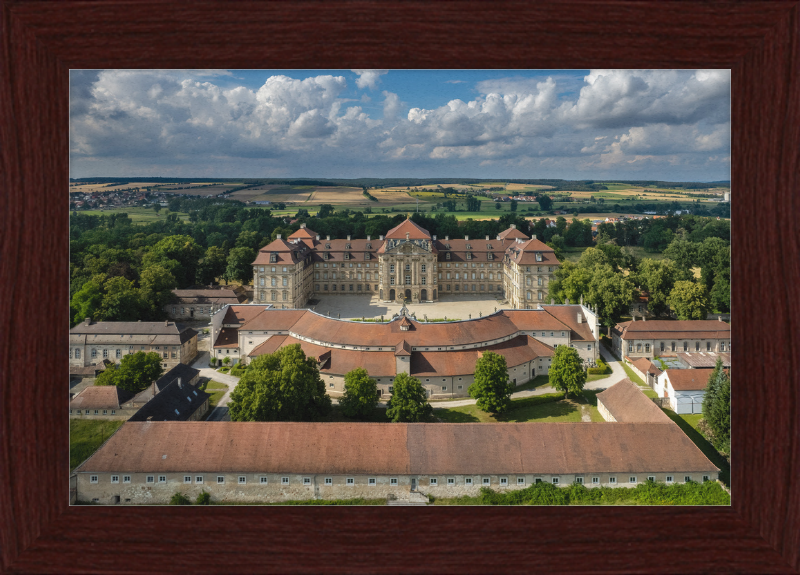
305, 293, 510, 321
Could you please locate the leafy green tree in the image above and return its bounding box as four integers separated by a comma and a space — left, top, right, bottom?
95, 351, 164, 393
339, 368, 379, 420
548, 346, 587, 398
236, 230, 262, 251
146, 235, 203, 287
153, 203, 161, 214
469, 351, 515, 414
100, 276, 146, 321
663, 237, 699, 271
537, 195, 553, 211
561, 265, 593, 305
70, 275, 105, 326
709, 268, 730, 312
546, 234, 565, 261
225, 247, 257, 284
510, 199, 518, 212
577, 247, 608, 270
667, 280, 710, 320
564, 219, 593, 247
386, 373, 432, 422
196, 246, 227, 285
702, 358, 730, 452
466, 196, 481, 212
586, 264, 635, 328
595, 242, 624, 271
139, 264, 178, 316
317, 204, 335, 218
636, 259, 686, 317
495, 202, 502, 210
227, 344, 332, 422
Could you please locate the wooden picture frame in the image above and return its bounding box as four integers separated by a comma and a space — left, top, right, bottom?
1, 1, 798, 572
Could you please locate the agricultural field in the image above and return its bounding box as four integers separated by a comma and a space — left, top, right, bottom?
79, 207, 191, 223
69, 182, 241, 196
69, 182, 168, 194
229, 184, 317, 203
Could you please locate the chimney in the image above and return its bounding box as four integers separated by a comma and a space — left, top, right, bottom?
577, 313, 582, 324
379, 235, 384, 240
432, 235, 437, 240
137, 319, 141, 322
632, 315, 636, 321
445, 236, 449, 241
84, 317, 91, 326
532, 234, 537, 240
565, 298, 569, 305
718, 316, 722, 322
511, 224, 516, 229
177, 378, 182, 389
642, 316, 646, 322
326, 235, 330, 241
300, 223, 306, 229
165, 320, 169, 326
316, 235, 320, 241
277, 234, 281, 239
347, 235, 351, 241
367, 235, 371, 241
485, 235, 490, 240
465, 235, 469, 241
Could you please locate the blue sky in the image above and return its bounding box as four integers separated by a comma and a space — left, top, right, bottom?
69, 69, 730, 181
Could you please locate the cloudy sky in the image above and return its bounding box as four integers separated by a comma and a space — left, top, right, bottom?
69, 69, 730, 181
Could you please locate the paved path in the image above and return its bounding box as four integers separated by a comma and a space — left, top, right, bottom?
190, 351, 240, 421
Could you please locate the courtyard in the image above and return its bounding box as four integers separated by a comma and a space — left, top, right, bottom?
304, 293, 509, 321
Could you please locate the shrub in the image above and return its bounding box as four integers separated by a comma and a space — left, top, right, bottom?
229, 363, 247, 376
195, 490, 211, 505
587, 358, 611, 375
169, 493, 191, 505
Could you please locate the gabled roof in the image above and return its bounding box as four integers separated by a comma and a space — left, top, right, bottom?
395, 340, 412, 356
665, 368, 714, 391
677, 352, 731, 369
505, 238, 560, 266
497, 226, 530, 241
615, 320, 731, 340
288, 225, 318, 240
251, 238, 310, 265
628, 357, 662, 376
596, 379, 671, 423
76, 421, 719, 475
128, 379, 211, 422
384, 218, 431, 240
69, 386, 136, 410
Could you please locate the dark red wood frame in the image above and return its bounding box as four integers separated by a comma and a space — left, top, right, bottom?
1, 1, 798, 573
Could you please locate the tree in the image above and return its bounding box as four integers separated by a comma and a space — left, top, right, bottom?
586, 264, 635, 328
196, 246, 227, 285
339, 368, 379, 420
139, 264, 178, 316
235, 230, 262, 251
70, 275, 105, 326
709, 268, 730, 312
469, 351, 515, 414
153, 203, 161, 214
227, 344, 332, 422
95, 351, 164, 393
317, 204, 335, 218
548, 345, 587, 398
495, 202, 502, 210
225, 247, 257, 284
667, 280, 710, 320
385, 373, 432, 422
663, 237, 699, 271
537, 195, 553, 211
100, 276, 146, 321
702, 358, 730, 452
636, 259, 686, 317
510, 199, 518, 212
466, 196, 481, 212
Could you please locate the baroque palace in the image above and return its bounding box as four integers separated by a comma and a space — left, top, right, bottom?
251, 218, 560, 308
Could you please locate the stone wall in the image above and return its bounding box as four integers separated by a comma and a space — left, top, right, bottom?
596, 399, 616, 423
76, 470, 718, 504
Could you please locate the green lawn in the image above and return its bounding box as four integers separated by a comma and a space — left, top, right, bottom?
621, 363, 646, 386
434, 392, 602, 424
70, 419, 125, 471
661, 410, 730, 486
512, 375, 550, 392
198, 380, 229, 420
319, 405, 394, 423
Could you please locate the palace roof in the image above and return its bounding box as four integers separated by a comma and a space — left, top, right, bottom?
384, 218, 432, 240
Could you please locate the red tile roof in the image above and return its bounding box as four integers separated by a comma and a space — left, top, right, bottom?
539, 305, 595, 342
596, 379, 671, 423
384, 218, 432, 240
628, 357, 662, 376
615, 320, 731, 341
77, 421, 719, 475
497, 226, 530, 241
665, 368, 714, 391
411, 335, 553, 376
505, 238, 560, 266
69, 386, 136, 410
213, 328, 239, 348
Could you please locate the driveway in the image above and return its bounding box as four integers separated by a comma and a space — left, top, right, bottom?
190, 351, 240, 421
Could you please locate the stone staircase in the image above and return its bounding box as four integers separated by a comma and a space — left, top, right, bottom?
387, 491, 430, 506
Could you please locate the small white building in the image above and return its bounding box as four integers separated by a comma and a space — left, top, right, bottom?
655, 368, 714, 414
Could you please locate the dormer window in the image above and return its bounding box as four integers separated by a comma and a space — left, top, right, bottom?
445, 243, 451, 249
344, 252, 350, 260
345, 243, 351, 249
364, 252, 370, 260
366, 243, 371, 249
270, 253, 277, 263
467, 253, 472, 260
536, 253, 543, 262
324, 252, 329, 260
488, 253, 494, 260
325, 243, 331, 249
445, 253, 451, 260
466, 244, 471, 250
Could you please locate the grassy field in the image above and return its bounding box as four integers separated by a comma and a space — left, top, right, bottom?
661, 409, 730, 486
199, 380, 228, 420
70, 419, 125, 471
79, 207, 191, 223
434, 392, 603, 424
